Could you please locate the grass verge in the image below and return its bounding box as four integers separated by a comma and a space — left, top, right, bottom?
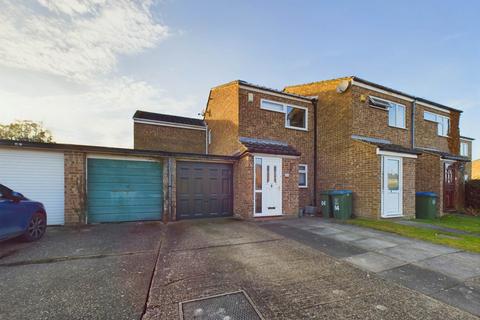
415, 214, 480, 234
348, 218, 480, 253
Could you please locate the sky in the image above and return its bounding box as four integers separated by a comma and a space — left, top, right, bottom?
0, 0, 479, 159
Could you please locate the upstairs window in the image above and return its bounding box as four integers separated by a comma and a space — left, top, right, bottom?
460, 142, 469, 157
424, 111, 450, 137
260, 99, 308, 131
369, 96, 405, 129
261, 100, 284, 112
286, 106, 307, 130
388, 104, 406, 129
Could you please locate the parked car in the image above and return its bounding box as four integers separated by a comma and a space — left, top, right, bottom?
0, 184, 47, 242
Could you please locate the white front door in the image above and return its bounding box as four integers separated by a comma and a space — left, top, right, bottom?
254, 156, 282, 216
381, 156, 403, 217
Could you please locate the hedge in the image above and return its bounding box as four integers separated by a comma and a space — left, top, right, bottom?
465, 180, 480, 215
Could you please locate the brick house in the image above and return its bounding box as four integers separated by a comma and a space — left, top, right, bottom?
0, 76, 472, 225
285, 76, 470, 218
134, 77, 471, 221
134, 81, 315, 220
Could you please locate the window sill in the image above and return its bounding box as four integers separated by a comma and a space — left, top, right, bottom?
286, 125, 308, 132
299, 185, 308, 189
388, 125, 407, 130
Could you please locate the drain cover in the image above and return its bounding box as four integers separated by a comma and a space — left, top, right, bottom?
180, 290, 263, 320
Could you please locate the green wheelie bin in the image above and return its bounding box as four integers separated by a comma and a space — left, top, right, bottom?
320, 191, 332, 218
415, 192, 438, 219
330, 190, 353, 220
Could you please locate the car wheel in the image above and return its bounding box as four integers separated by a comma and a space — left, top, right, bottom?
22, 213, 47, 242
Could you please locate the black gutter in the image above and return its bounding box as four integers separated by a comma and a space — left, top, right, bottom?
237, 80, 314, 102
0, 139, 237, 161
352, 77, 463, 113
313, 98, 318, 207
412, 99, 416, 149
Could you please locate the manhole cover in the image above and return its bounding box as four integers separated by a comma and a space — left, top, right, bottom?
179, 290, 263, 320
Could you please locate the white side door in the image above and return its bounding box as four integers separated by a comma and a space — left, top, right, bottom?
381, 156, 403, 217
254, 156, 282, 216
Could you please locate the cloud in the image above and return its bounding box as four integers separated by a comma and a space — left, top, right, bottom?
0, 0, 168, 82
0, 0, 203, 148
0, 77, 202, 148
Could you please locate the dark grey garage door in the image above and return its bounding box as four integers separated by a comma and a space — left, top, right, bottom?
176, 162, 233, 219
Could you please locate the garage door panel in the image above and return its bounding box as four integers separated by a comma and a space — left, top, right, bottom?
176, 162, 232, 219
87, 158, 163, 223
0, 149, 65, 225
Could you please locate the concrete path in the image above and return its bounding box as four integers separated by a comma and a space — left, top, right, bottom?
144, 218, 478, 319
262, 217, 480, 317
0, 222, 164, 320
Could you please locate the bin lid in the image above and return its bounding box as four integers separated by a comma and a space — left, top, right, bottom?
330, 190, 353, 195
416, 192, 437, 197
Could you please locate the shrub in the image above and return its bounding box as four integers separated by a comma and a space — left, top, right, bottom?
465, 180, 480, 216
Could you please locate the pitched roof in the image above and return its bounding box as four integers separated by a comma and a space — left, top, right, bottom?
133, 110, 205, 127
238, 137, 300, 156
285, 76, 463, 113
352, 135, 422, 155
419, 148, 470, 162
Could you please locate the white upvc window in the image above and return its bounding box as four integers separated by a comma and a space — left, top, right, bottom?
369, 96, 405, 129
299, 164, 308, 188
388, 103, 406, 128
460, 142, 469, 157
260, 99, 308, 131
424, 111, 450, 137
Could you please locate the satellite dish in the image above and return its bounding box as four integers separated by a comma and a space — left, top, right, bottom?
336, 80, 350, 93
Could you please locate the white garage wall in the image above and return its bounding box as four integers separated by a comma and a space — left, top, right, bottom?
0, 148, 65, 225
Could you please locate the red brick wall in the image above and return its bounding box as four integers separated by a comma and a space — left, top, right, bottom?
285, 79, 353, 206
350, 141, 381, 218
403, 157, 416, 218
134, 123, 206, 154
204, 82, 241, 155
416, 153, 442, 214
414, 105, 452, 153
64, 151, 86, 225
282, 158, 299, 216
233, 154, 253, 219
237, 88, 315, 208
351, 86, 412, 148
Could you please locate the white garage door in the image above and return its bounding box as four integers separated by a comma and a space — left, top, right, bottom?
0, 149, 65, 225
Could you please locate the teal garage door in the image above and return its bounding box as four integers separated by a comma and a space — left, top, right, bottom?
87, 158, 163, 223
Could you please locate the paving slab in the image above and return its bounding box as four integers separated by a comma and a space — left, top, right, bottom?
327, 232, 366, 242
433, 283, 480, 317
408, 240, 461, 255
262, 223, 366, 258
377, 243, 444, 263
414, 252, 480, 281
343, 252, 407, 273
307, 226, 344, 236
353, 238, 399, 251
378, 264, 461, 295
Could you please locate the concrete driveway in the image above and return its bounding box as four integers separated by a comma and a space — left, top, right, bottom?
263, 218, 480, 317
0, 222, 164, 320
144, 218, 478, 320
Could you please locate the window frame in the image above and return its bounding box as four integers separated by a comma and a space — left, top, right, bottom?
424, 111, 450, 137
460, 142, 469, 157
298, 164, 308, 188
369, 96, 406, 129
260, 98, 309, 131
